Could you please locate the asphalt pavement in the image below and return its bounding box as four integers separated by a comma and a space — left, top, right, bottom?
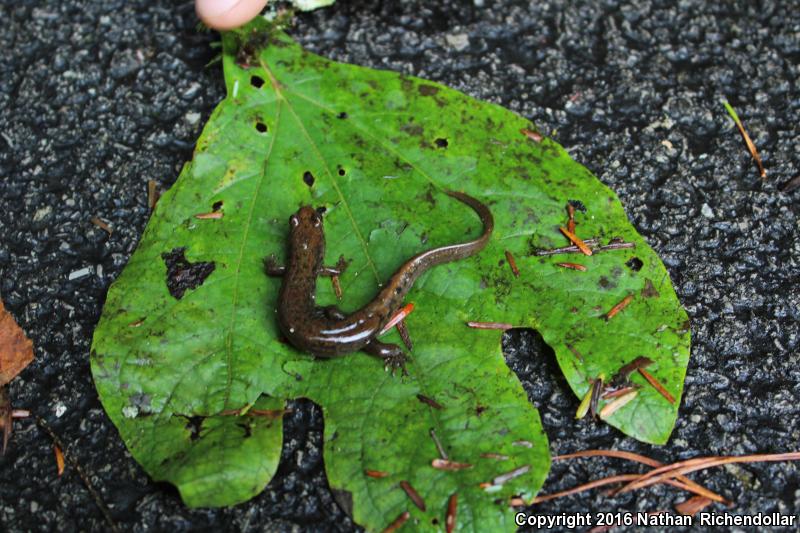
1, 1, 799, 531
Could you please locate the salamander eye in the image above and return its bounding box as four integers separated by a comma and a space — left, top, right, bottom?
290, 215, 299, 227
316, 206, 327, 215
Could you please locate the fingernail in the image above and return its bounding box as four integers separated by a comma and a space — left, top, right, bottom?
196, 0, 242, 18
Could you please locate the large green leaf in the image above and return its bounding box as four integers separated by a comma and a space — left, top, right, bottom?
91, 19, 689, 531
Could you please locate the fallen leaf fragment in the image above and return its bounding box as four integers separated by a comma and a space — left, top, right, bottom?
675, 495, 713, 516
399, 480, 426, 511
553, 449, 728, 505
519, 128, 542, 142
722, 100, 766, 179
492, 465, 530, 486
194, 211, 224, 219
416, 394, 443, 410
54, 444, 65, 475
556, 262, 587, 271
147, 180, 160, 210
446, 493, 458, 533
379, 303, 415, 335
504, 250, 520, 277
466, 321, 513, 330
559, 226, 592, 256
603, 294, 634, 321
381, 511, 410, 533
638, 368, 676, 404
0, 299, 35, 386
599, 389, 638, 418
480, 453, 508, 460
90, 216, 112, 234
432, 458, 473, 471
618, 452, 800, 494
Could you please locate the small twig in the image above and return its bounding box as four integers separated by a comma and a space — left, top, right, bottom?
36, 417, 120, 533
365, 469, 390, 478
430, 428, 448, 460
535, 239, 635, 256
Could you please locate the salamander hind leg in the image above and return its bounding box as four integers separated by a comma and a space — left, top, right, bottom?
364, 339, 408, 375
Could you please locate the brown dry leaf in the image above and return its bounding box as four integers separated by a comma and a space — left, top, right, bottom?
0, 299, 34, 386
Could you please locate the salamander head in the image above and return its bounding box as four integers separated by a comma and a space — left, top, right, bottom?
290, 206, 323, 231
288, 206, 326, 258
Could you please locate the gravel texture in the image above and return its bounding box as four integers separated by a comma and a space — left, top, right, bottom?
2, 0, 799, 531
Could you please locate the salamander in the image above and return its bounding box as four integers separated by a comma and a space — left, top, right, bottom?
265, 190, 493, 370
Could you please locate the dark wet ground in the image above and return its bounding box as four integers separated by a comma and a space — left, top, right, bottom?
1, 1, 799, 531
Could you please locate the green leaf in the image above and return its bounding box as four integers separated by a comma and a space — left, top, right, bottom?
91, 18, 689, 530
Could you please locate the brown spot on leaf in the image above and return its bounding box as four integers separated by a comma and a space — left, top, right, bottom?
162, 247, 215, 299
641, 278, 660, 298
418, 84, 439, 96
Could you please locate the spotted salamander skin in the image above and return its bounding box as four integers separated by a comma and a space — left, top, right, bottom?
274, 190, 493, 358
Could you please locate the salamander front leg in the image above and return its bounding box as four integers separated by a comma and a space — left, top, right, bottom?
364, 339, 408, 375
263, 255, 285, 276
317, 255, 349, 277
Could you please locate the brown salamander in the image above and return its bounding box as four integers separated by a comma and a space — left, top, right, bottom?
265, 190, 493, 370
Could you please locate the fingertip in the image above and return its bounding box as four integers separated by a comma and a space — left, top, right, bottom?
196, 0, 270, 30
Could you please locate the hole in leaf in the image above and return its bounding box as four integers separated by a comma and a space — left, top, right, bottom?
338, 167, 346, 176
435, 138, 448, 148
303, 171, 315, 187
337, 111, 348, 119
185, 416, 204, 441
161, 247, 216, 299
250, 75, 265, 88
568, 199, 587, 212
212, 201, 223, 212
255, 122, 268, 133
626, 257, 644, 271
431, 518, 439, 526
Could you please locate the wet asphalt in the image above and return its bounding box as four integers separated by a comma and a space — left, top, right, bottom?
1, 1, 799, 531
